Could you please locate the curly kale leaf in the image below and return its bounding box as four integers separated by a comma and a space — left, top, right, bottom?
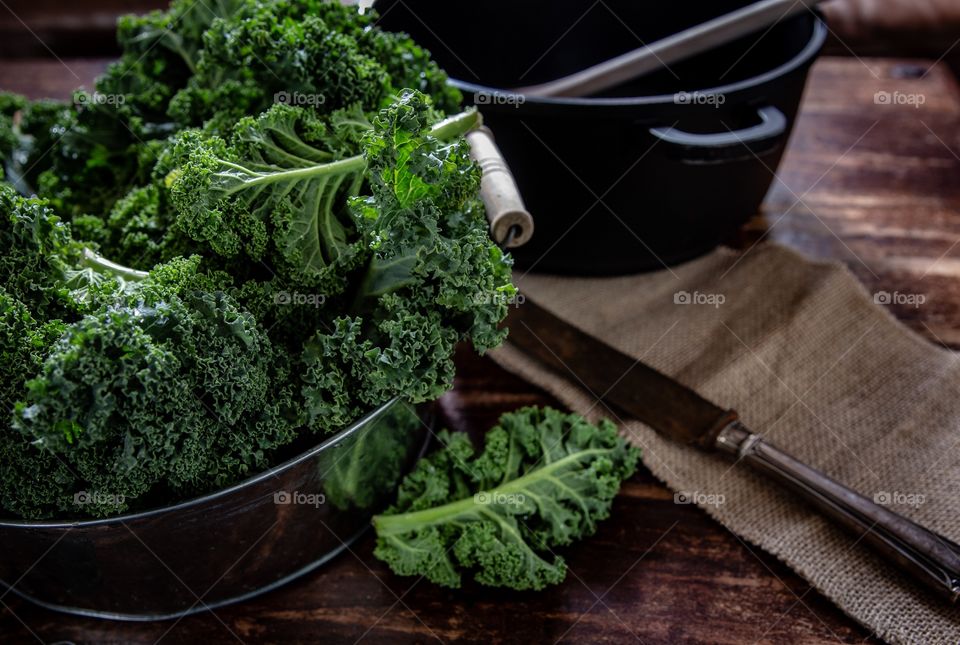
97, 0, 242, 122
295, 93, 508, 424
116, 0, 244, 78
362, 92, 480, 213
0, 286, 79, 518
360, 21, 462, 115
373, 407, 639, 590
5, 99, 70, 194
170, 105, 370, 291
171, 100, 482, 292
300, 294, 459, 428
30, 0, 241, 222
353, 91, 513, 352
169, 1, 387, 131
0, 184, 85, 318
0, 287, 65, 414
167, 0, 459, 132
34, 105, 168, 224
0, 181, 158, 323
89, 130, 217, 270
0, 93, 25, 171
104, 183, 177, 269
322, 402, 421, 511
10, 256, 296, 517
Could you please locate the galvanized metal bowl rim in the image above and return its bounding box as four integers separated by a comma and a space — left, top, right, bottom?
0, 397, 401, 529
450, 12, 826, 108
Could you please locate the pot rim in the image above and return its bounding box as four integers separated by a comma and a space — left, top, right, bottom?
0, 397, 401, 529
451, 12, 827, 108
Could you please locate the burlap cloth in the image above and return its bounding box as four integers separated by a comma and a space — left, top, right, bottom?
490, 244, 960, 644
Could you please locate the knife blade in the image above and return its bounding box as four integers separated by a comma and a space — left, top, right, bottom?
506, 296, 960, 602
506, 297, 736, 447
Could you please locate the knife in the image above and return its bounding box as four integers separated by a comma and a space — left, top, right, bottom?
506, 296, 960, 602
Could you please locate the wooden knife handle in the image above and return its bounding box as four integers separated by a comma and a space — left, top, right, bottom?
716, 421, 960, 601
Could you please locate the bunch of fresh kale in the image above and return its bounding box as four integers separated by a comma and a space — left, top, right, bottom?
0, 0, 515, 519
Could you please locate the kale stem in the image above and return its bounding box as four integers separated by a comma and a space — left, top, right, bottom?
81, 248, 149, 281
222, 108, 482, 194
372, 447, 609, 536
428, 108, 482, 140
235, 155, 367, 188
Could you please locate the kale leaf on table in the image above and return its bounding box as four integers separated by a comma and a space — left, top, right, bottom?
373, 408, 640, 590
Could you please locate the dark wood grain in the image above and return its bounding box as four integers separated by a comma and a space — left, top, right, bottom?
0, 2, 166, 58
2, 56, 958, 644
0, 58, 110, 97
739, 58, 960, 347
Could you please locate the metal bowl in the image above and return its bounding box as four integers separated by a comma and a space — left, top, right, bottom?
0, 399, 430, 620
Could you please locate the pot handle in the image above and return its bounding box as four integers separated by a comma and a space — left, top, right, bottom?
649, 105, 787, 163
467, 126, 534, 248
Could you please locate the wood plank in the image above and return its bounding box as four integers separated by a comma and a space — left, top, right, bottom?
0, 57, 109, 97
741, 58, 960, 347
0, 1, 165, 58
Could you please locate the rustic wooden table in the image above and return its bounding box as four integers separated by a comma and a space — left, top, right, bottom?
1, 55, 958, 644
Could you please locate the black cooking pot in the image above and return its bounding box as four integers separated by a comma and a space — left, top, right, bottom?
376, 0, 826, 274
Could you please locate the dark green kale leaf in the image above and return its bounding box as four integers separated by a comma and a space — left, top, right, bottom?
167, 0, 459, 134
170, 104, 372, 293
33, 0, 242, 223
12, 256, 297, 517
355, 91, 514, 352
0, 288, 76, 518
0, 93, 26, 169
373, 407, 640, 590
7, 98, 71, 194
322, 402, 422, 511
169, 0, 390, 133
0, 183, 85, 319
297, 92, 510, 425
